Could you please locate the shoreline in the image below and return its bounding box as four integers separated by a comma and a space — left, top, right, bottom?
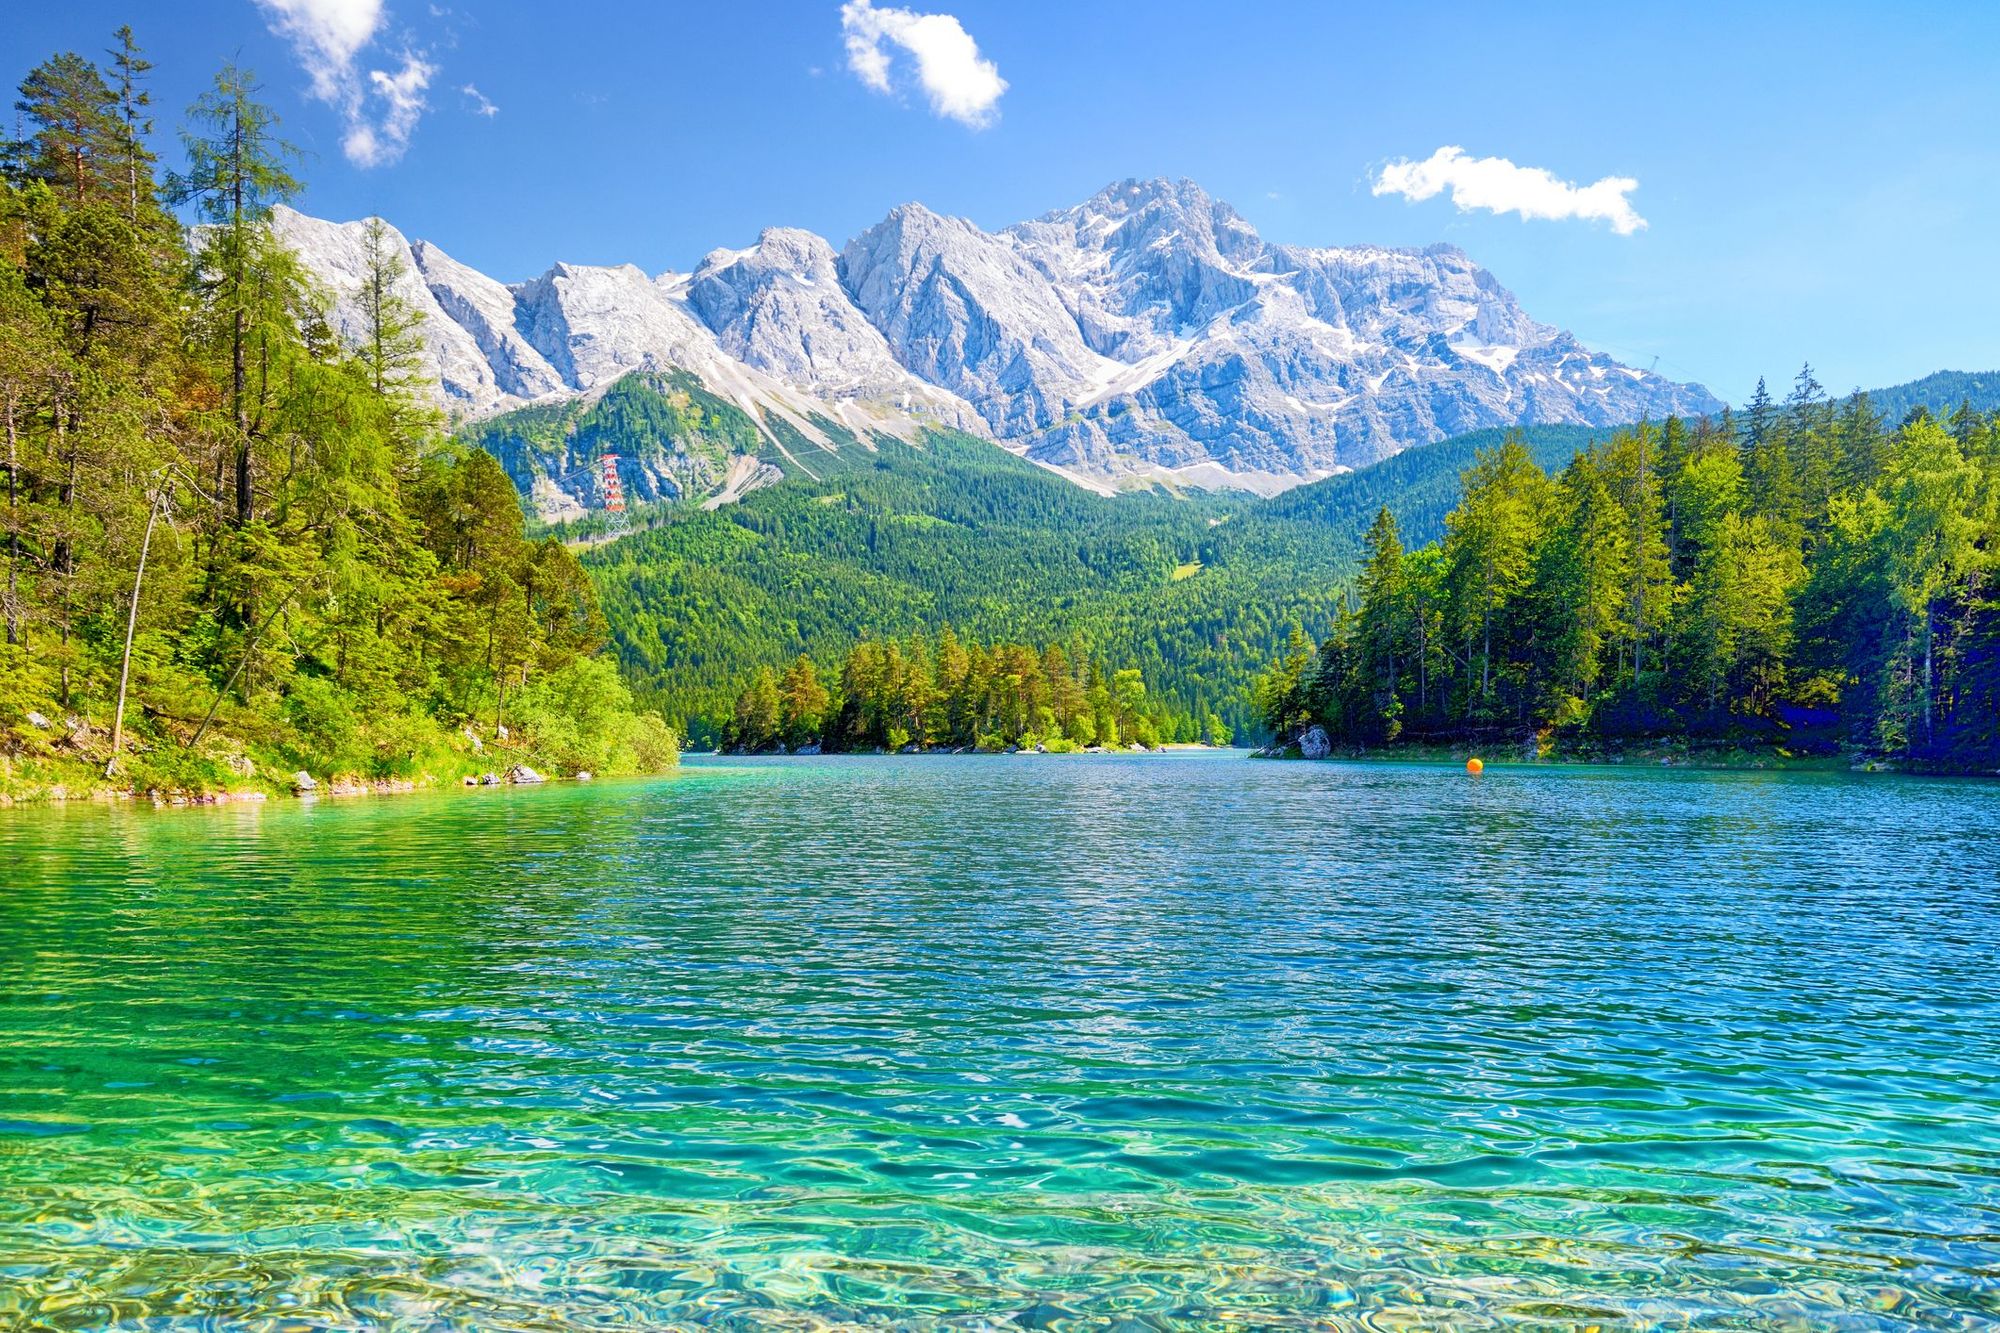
696, 742, 1235, 759
1252, 737, 1996, 778
0, 752, 666, 811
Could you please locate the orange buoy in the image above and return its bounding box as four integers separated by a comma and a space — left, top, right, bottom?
1466, 757, 1484, 775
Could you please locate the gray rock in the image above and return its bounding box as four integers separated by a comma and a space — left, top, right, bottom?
24, 711, 51, 730
1298, 725, 1332, 760
506, 764, 546, 785
841, 202, 1110, 437
687, 227, 982, 431
292, 771, 318, 792
573, 769, 593, 782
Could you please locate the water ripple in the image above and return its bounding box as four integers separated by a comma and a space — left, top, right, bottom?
1, 754, 1997, 1327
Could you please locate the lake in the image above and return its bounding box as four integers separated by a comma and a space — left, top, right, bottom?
2, 753, 1997, 1329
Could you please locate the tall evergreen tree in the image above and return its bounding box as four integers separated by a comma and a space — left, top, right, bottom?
1353, 506, 1409, 739
171, 65, 299, 526
105, 27, 154, 221
1443, 433, 1552, 715
8, 53, 122, 203
357, 216, 430, 417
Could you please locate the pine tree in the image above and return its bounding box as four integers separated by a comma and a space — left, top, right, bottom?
1834, 390, 1887, 492
1787, 363, 1840, 542
1742, 375, 1798, 530
1602, 422, 1674, 690
778, 656, 829, 747
9, 53, 122, 203
733, 665, 781, 750
1533, 454, 1631, 719
1881, 418, 1981, 752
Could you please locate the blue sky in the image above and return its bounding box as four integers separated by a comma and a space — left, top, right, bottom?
8, 1, 1998, 404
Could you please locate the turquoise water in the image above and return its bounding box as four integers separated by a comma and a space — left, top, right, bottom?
2, 753, 1997, 1329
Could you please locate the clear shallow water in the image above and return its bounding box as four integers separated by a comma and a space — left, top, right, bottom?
2, 754, 1998, 1330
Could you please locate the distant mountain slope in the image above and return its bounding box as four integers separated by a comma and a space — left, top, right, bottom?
1859, 370, 2000, 425
275, 177, 1720, 499
1258, 424, 1611, 549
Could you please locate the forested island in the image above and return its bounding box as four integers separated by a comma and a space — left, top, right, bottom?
1254, 387, 2000, 771
0, 36, 675, 802
723, 629, 1226, 754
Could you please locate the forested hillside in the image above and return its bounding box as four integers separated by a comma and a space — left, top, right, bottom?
1258, 375, 2000, 770
0, 36, 675, 799
585, 433, 1343, 743
582, 420, 1639, 745
1859, 370, 2000, 429
1259, 424, 1608, 549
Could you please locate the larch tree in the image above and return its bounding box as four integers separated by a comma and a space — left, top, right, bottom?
105, 27, 154, 221
172, 64, 299, 526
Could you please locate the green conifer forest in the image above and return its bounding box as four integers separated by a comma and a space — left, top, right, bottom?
1255, 385, 2000, 769
0, 36, 675, 800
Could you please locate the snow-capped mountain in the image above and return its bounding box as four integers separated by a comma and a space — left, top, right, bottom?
268, 209, 966, 466
274, 178, 1721, 499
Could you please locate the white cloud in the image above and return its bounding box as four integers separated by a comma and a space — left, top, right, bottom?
1372, 146, 1648, 236
254, 0, 440, 166
840, 0, 1006, 129
461, 82, 498, 117
256, 0, 384, 103
342, 53, 434, 166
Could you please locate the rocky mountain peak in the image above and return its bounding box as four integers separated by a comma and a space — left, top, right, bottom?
275, 179, 1723, 498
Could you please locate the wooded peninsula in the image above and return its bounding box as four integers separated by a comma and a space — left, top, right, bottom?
1255, 392, 2000, 771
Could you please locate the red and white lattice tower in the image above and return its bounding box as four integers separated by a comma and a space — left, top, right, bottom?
600, 454, 626, 513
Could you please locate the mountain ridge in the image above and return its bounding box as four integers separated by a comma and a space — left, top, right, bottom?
273, 177, 1723, 508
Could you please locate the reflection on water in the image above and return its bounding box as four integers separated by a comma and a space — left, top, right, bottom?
2, 755, 1998, 1328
